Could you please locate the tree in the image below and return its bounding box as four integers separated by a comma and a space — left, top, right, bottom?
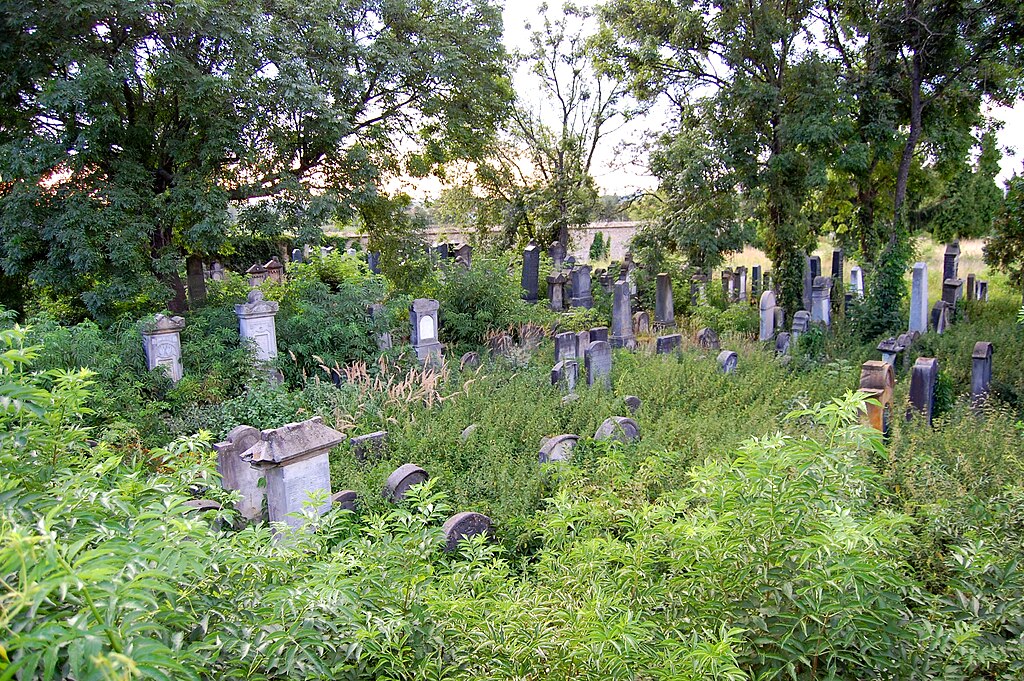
986, 168, 1024, 303
0, 0, 511, 320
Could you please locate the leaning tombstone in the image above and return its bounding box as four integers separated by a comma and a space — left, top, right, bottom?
759, 291, 777, 341
551, 360, 579, 392
460, 424, 479, 441
594, 416, 640, 443
331, 490, 359, 512
442, 512, 493, 552
575, 329, 591, 360
240, 417, 345, 530
384, 464, 429, 502
931, 301, 951, 334
656, 334, 682, 354
654, 273, 676, 329
539, 434, 579, 463
858, 361, 895, 435
141, 314, 186, 383
907, 357, 940, 425
350, 431, 388, 464
717, 350, 738, 374
585, 340, 613, 388
522, 240, 540, 303
235, 290, 280, 363
695, 327, 720, 351
971, 341, 994, 405
213, 425, 265, 521
460, 351, 481, 371
610, 282, 635, 348
410, 298, 443, 364
774, 332, 792, 356
570, 266, 594, 309
623, 395, 641, 414
909, 262, 929, 334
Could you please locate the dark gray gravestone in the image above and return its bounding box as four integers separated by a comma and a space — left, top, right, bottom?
291, 248, 303, 263
831, 249, 844, 314
717, 350, 738, 374
554, 331, 577, 363
695, 327, 720, 351
802, 256, 814, 312
551, 359, 578, 392
594, 416, 640, 443
942, 278, 963, 308
539, 434, 579, 463
966, 273, 977, 301
654, 273, 675, 329
610, 282, 635, 348
522, 240, 540, 303
943, 241, 960, 282
775, 332, 791, 356
971, 341, 994, 404
656, 334, 682, 354
977, 281, 988, 301
751, 265, 762, 301
384, 464, 429, 502
367, 251, 381, 274
931, 301, 951, 334
442, 512, 493, 552
570, 265, 594, 309
585, 340, 612, 388
350, 431, 387, 464
331, 490, 359, 512
623, 395, 641, 414
908, 357, 939, 424
590, 326, 609, 343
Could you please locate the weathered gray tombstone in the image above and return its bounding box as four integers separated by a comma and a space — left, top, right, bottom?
385, 464, 429, 502
943, 241, 960, 283
695, 327, 720, 351
432, 242, 450, 263
931, 301, 951, 334
775, 332, 791, 356
555, 331, 577, 363
210, 262, 226, 281
654, 273, 675, 329
736, 266, 748, 302
971, 341, 994, 404
291, 248, 303, 263
247, 262, 268, 286
213, 425, 265, 521
850, 266, 864, 298
610, 282, 635, 349
547, 272, 568, 312
811, 276, 832, 327
331, 490, 359, 512
966, 273, 977, 301
442, 512, 493, 552
585, 340, 612, 388
539, 434, 579, 463
774, 307, 786, 333
623, 395, 641, 414
410, 298, 443, 364
265, 257, 285, 284
141, 314, 186, 383
594, 416, 640, 443
241, 417, 345, 530
590, 326, 609, 343
235, 290, 280, 363
942, 279, 964, 315
908, 357, 939, 425
751, 265, 763, 301
551, 359, 579, 392
877, 337, 905, 367
717, 350, 738, 374
759, 291, 777, 341
575, 329, 591, 360
453, 243, 472, 268
549, 241, 566, 270
910, 262, 930, 334
570, 265, 594, 309
183, 499, 222, 514
632, 311, 651, 337
460, 351, 481, 371
656, 334, 682, 354
350, 431, 388, 464
367, 251, 381, 274
522, 240, 540, 303
791, 310, 811, 341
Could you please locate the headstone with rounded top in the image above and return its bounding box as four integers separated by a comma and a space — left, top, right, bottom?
859, 361, 895, 434
971, 341, 994, 404
623, 395, 641, 414
632, 311, 651, 337
908, 357, 939, 424
654, 273, 675, 329
585, 340, 612, 388
570, 265, 593, 309
610, 282, 635, 348
539, 434, 579, 463
331, 490, 358, 512
385, 464, 429, 502
460, 424, 479, 441
442, 512, 493, 552
595, 416, 640, 442
460, 351, 481, 371
759, 291, 777, 341
410, 298, 443, 364
717, 350, 738, 374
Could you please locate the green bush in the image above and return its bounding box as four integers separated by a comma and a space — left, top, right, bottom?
436, 254, 529, 352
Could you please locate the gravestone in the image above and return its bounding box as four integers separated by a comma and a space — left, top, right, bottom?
830, 250, 844, 315
265, 257, 285, 284
432, 242, 450, 263
610, 282, 635, 349
775, 332, 791, 356
331, 490, 358, 512
350, 431, 388, 464
791, 310, 811, 341
241, 417, 345, 530
877, 337, 905, 367
141, 314, 186, 383
717, 350, 738, 374
909, 262, 929, 334
908, 357, 939, 425
367, 251, 381, 274
931, 301, 951, 334
594, 416, 640, 443
690, 274, 708, 305
977, 281, 988, 301
551, 360, 579, 392
210, 262, 226, 281
585, 340, 612, 388
966, 273, 977, 301
590, 326, 609, 343
942, 279, 963, 314
654, 273, 675, 329
538, 434, 579, 463
442, 512, 493, 552
751, 265, 762, 301
235, 290, 280, 363
623, 395, 641, 414
850, 266, 864, 298
549, 241, 566, 270
453, 243, 472, 268
943, 241, 960, 282
575, 329, 591, 360
385, 464, 429, 502
811, 276, 832, 327
291, 248, 303, 263
547, 272, 568, 312
736, 266, 748, 302
247, 263, 268, 286
759, 291, 777, 341
859, 361, 895, 434
410, 298, 443, 363
971, 341, 994, 404
213, 425, 265, 521
632, 311, 651, 337
721, 269, 735, 301
803, 256, 821, 312
522, 240, 540, 303
554, 331, 577, 363
656, 334, 682, 354
774, 307, 786, 333
460, 351, 481, 370
695, 327, 720, 351
570, 266, 594, 308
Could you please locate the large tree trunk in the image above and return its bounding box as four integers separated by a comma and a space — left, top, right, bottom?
186, 254, 207, 307
893, 52, 923, 230
165, 271, 188, 313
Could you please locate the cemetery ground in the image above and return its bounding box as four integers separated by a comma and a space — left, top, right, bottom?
3, 238, 1024, 679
